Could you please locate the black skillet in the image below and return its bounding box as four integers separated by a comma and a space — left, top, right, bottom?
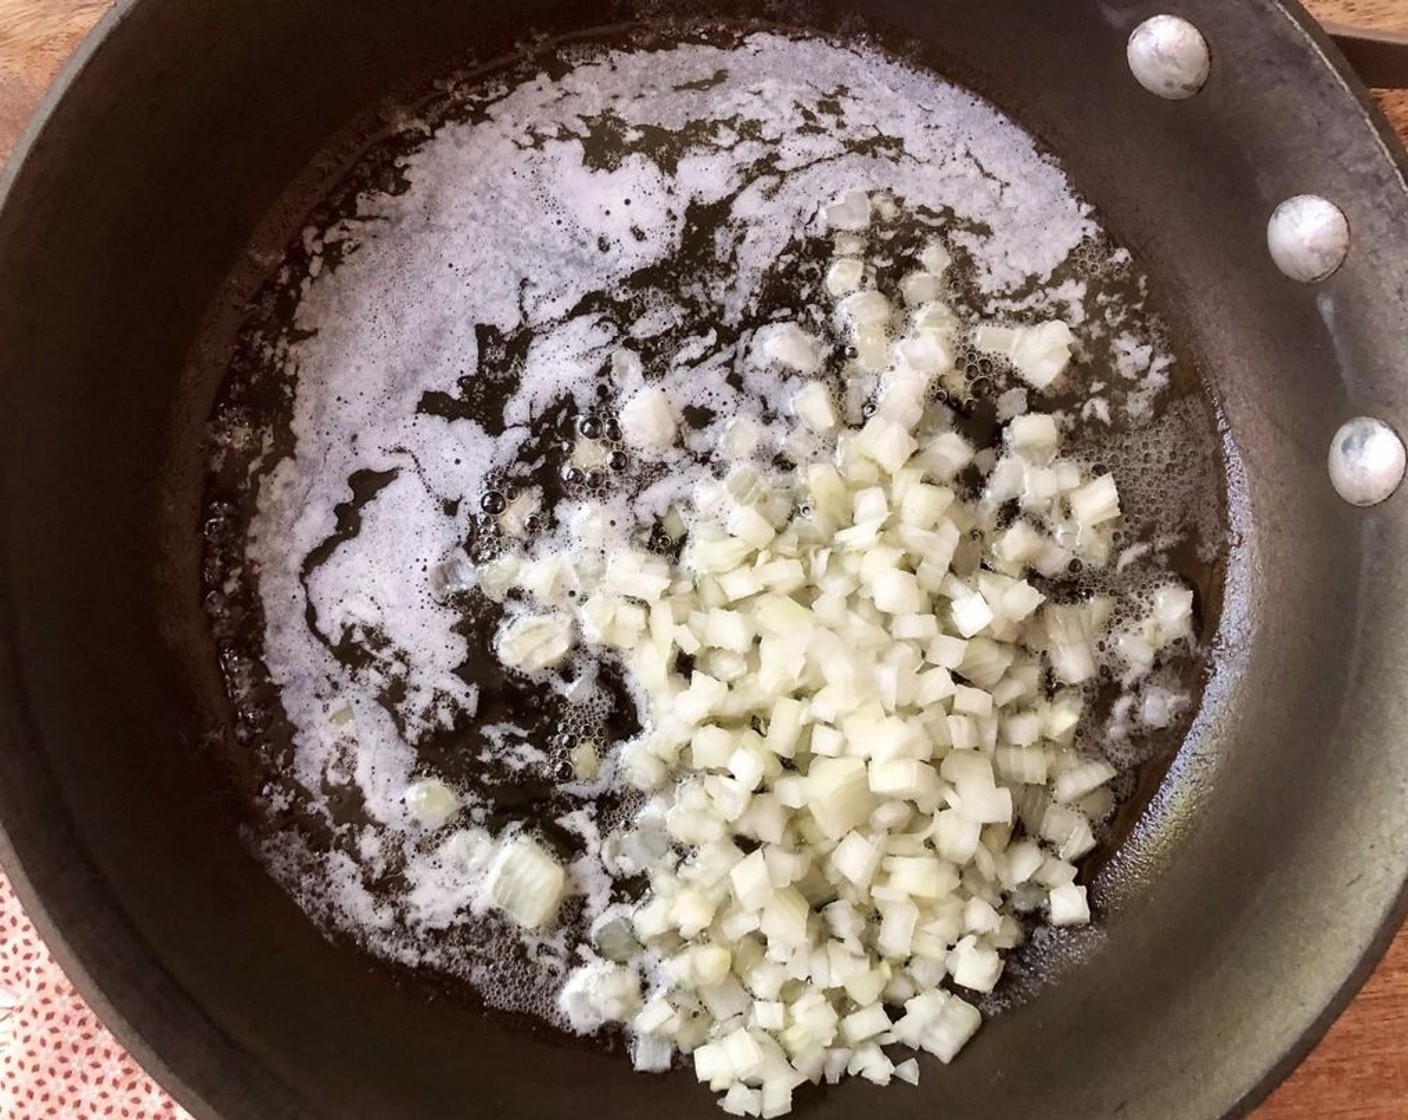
2, 2, 1408, 1118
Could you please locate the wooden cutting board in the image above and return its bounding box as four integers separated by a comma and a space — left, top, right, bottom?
1, 2, 1406, 1118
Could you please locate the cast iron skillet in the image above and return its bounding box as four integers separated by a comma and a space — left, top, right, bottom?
1, 1, 1408, 1118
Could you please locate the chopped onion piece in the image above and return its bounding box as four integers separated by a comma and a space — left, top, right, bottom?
485, 837, 567, 929
1048, 882, 1092, 926
619, 386, 678, 451
838, 290, 892, 329
404, 777, 458, 829
950, 593, 994, 638
632, 1034, 675, 1073
825, 189, 871, 231
805, 757, 874, 840
1068, 474, 1121, 527
948, 937, 1003, 993
1053, 758, 1118, 804
900, 272, 942, 307
919, 238, 952, 276
826, 258, 864, 297
833, 232, 866, 256
831, 830, 884, 888
973, 320, 1076, 390
759, 323, 826, 375
842, 1003, 891, 1043
496, 612, 574, 672
793, 381, 839, 434
569, 741, 601, 781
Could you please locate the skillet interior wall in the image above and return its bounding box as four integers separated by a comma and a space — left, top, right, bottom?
0, 1, 1405, 1119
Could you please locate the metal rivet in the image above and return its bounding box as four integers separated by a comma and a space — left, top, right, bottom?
1127, 15, 1211, 99
1329, 417, 1405, 507
1267, 196, 1350, 282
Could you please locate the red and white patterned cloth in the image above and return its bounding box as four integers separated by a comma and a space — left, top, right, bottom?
0, 868, 188, 1119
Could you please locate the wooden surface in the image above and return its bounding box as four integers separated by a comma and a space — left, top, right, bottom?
1, 1, 1407, 1118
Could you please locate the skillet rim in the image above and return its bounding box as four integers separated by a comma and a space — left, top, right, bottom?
0, 3, 1405, 1119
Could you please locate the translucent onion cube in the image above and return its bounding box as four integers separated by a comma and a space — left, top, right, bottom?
933, 809, 981, 864
868, 759, 941, 805
877, 898, 919, 958
830, 830, 884, 888
949, 593, 994, 638
900, 272, 942, 307
632, 1034, 674, 1073
759, 885, 810, 947
619, 386, 678, 451
895, 329, 950, 376
869, 569, 923, 615
1053, 758, 1118, 804
947, 936, 1003, 993
793, 381, 839, 433
496, 612, 574, 671
842, 1002, 891, 1043
759, 322, 826, 375
730, 849, 774, 910
404, 777, 459, 829
804, 757, 875, 839
838, 289, 891, 329
485, 837, 567, 929
825, 189, 871, 232
1007, 412, 1060, 459
920, 239, 952, 275
1068, 474, 1121, 527
826, 258, 865, 297
974, 321, 1076, 390
1048, 882, 1092, 926
1153, 583, 1195, 643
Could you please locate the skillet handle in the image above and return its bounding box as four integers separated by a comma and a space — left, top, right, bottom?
1323, 22, 1408, 89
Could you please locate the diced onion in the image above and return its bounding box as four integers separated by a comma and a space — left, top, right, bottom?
619, 386, 678, 451
759, 323, 826, 375
974, 321, 1076, 390
404, 777, 458, 829
496, 612, 574, 672
485, 837, 567, 929
451, 191, 1189, 1118
824, 189, 872, 232
826, 259, 864, 297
